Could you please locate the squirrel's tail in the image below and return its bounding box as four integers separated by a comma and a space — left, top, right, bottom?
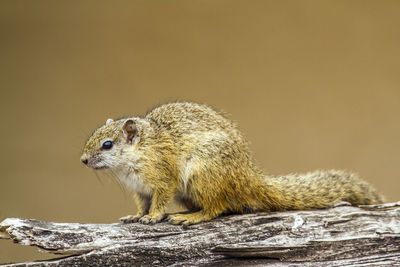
262, 170, 384, 211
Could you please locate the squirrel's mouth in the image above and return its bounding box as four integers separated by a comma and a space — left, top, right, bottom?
84, 157, 109, 170
93, 165, 109, 170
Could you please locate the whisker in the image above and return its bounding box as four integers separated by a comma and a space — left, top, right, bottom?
92, 170, 104, 185
101, 170, 120, 192
107, 169, 129, 200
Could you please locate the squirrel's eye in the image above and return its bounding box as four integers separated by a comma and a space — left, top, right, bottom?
102, 141, 113, 150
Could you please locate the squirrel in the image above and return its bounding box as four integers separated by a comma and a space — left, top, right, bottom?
80, 102, 384, 226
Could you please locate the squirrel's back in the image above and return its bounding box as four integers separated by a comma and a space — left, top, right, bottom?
145, 102, 241, 138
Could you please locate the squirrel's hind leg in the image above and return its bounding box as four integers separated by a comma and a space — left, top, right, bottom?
167, 210, 219, 226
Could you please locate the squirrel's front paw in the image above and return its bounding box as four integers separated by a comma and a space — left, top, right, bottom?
138, 214, 165, 225
119, 214, 142, 223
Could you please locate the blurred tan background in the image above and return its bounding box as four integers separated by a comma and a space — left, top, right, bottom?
1, 0, 399, 263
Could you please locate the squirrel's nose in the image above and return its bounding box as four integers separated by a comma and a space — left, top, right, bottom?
80, 155, 89, 165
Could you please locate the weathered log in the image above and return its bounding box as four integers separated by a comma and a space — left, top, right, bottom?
1, 201, 400, 266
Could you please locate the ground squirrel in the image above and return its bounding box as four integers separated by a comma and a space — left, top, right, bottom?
80, 102, 383, 226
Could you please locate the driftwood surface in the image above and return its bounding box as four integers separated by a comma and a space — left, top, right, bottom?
1, 201, 400, 266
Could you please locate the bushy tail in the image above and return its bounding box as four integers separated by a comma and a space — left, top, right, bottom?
264, 170, 384, 211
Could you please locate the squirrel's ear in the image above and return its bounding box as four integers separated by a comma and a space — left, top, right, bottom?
123, 119, 139, 144
106, 118, 114, 125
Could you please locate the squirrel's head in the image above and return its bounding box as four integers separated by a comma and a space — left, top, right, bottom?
80, 118, 146, 170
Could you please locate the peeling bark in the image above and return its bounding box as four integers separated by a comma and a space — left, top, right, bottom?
1, 202, 400, 266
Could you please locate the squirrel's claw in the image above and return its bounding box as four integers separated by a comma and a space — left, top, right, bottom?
167, 215, 185, 225
119, 214, 141, 223
167, 213, 197, 226
138, 214, 165, 224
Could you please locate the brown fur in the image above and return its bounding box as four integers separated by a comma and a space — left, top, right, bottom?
81, 102, 384, 226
